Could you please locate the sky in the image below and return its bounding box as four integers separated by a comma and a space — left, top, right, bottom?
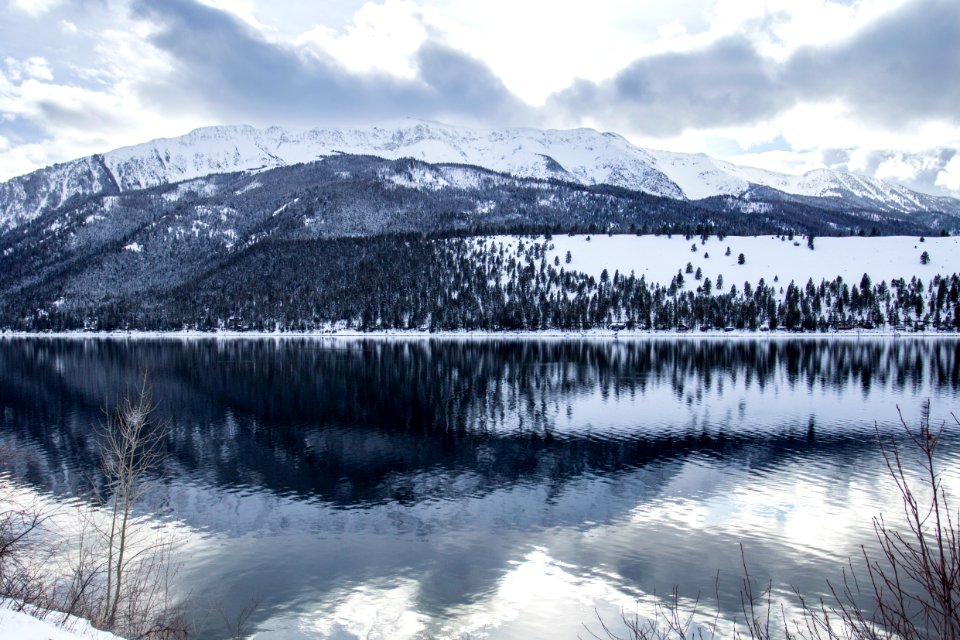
1, 0, 959, 197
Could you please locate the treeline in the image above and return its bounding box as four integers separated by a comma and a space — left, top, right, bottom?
8, 234, 960, 333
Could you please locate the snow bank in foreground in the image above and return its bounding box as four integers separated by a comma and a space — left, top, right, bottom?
0, 601, 123, 640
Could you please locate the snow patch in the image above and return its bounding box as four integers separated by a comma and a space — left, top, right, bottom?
234, 180, 261, 195
160, 180, 219, 203
476, 200, 496, 214
99, 196, 120, 212
489, 234, 960, 297
383, 166, 450, 190
271, 198, 299, 217
0, 600, 124, 640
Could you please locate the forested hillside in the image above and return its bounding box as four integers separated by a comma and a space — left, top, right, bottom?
2, 150, 959, 333
6, 234, 959, 333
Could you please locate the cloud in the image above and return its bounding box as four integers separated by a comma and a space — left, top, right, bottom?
0, 0, 957, 200
865, 149, 958, 196
546, 0, 960, 137
787, 0, 960, 128
729, 146, 960, 198
130, 0, 529, 127
820, 148, 851, 167
935, 156, 960, 192
9, 0, 63, 17
3, 56, 54, 82
0, 73, 128, 135
549, 36, 791, 136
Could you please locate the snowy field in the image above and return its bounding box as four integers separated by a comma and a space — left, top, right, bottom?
488, 234, 960, 291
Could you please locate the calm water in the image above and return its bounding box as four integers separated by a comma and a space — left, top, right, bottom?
1, 337, 959, 639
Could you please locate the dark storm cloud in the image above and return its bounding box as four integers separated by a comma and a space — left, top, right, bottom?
547, 0, 960, 136
787, 0, 960, 127
130, 0, 528, 126
549, 36, 790, 135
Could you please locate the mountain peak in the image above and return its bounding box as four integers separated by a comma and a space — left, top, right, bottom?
1, 121, 958, 231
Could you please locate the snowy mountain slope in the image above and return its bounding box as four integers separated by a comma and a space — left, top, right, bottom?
643, 149, 959, 212
96, 121, 684, 198
93, 121, 960, 210
4, 120, 958, 232
0, 155, 119, 230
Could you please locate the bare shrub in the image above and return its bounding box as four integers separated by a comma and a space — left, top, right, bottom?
0, 374, 186, 639
586, 406, 960, 640
820, 408, 960, 640
218, 598, 259, 640
0, 488, 49, 613
75, 373, 186, 638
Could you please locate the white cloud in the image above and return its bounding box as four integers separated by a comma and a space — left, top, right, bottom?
8, 0, 63, 17
289, 0, 714, 106
296, 0, 431, 79
937, 157, 960, 192
773, 103, 960, 157
0, 30, 204, 180
196, 0, 273, 32
3, 56, 54, 82
422, 0, 709, 105
875, 155, 926, 183
0, 143, 49, 180
727, 148, 826, 176
706, 0, 912, 59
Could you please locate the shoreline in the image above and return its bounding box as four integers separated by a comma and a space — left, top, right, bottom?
2, 328, 958, 341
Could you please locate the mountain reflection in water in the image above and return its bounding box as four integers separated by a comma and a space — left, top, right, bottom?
1, 337, 958, 639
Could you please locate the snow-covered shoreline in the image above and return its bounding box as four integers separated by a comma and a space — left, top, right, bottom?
2, 328, 957, 341
0, 600, 123, 640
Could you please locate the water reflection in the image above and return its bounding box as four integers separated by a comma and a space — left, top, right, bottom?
0, 337, 958, 638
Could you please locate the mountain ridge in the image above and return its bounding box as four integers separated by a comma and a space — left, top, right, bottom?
2, 119, 958, 231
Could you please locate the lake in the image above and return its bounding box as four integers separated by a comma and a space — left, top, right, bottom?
1, 336, 959, 639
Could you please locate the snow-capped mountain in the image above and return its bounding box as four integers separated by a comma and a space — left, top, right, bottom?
2, 119, 959, 231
